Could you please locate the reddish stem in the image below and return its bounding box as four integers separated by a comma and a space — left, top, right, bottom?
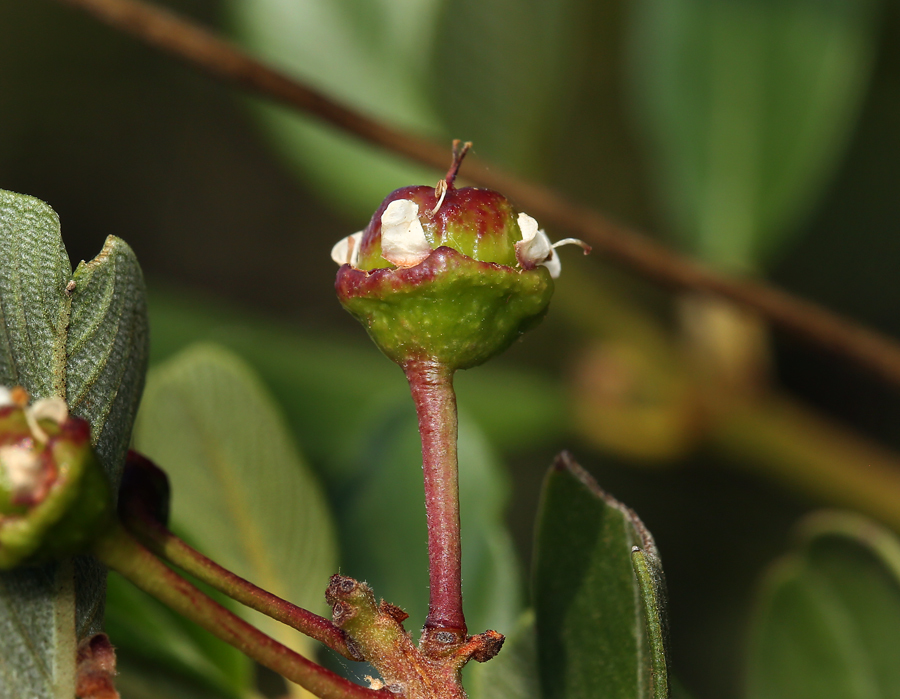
92, 524, 387, 699
405, 360, 465, 640
124, 513, 360, 660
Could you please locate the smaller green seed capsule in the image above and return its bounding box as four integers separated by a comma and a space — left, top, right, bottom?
0, 387, 114, 569
332, 142, 589, 371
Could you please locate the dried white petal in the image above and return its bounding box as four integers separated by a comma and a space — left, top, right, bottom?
380, 200, 432, 268
543, 248, 562, 278
30, 397, 69, 426
516, 212, 541, 244
331, 231, 363, 267
515, 212, 553, 269
515, 213, 590, 278
0, 445, 43, 497
0, 386, 12, 408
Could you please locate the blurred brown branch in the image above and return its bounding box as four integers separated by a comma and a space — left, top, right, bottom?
563, 270, 900, 533
54, 0, 900, 393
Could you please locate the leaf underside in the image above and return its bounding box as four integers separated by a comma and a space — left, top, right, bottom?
0, 189, 148, 699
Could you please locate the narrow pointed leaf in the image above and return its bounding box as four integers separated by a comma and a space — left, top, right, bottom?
746, 511, 900, 699
67, 235, 149, 488
533, 452, 670, 699
65, 236, 150, 646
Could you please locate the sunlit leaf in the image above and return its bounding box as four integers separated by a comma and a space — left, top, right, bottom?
746, 511, 900, 699
132, 344, 338, 667
533, 452, 670, 699
628, 0, 880, 270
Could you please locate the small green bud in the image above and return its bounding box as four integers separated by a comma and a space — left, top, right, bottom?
0, 387, 113, 569
332, 142, 588, 370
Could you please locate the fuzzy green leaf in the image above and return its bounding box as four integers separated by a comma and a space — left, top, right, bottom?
0, 190, 148, 699
132, 344, 338, 660
746, 511, 900, 699
67, 236, 149, 488
533, 452, 670, 699
0, 190, 70, 397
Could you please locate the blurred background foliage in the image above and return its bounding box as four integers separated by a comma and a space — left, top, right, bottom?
3, 0, 900, 697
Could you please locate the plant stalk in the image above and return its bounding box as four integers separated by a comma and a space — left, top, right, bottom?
122, 513, 359, 660
405, 359, 465, 640
92, 523, 387, 699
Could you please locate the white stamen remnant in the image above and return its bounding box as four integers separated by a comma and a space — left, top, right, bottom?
515, 212, 554, 274
30, 397, 69, 426
514, 212, 590, 279
0, 386, 70, 445
0, 445, 44, 499
331, 231, 363, 267
380, 200, 433, 268
431, 179, 448, 216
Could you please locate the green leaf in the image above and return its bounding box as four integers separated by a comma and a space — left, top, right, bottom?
67, 236, 149, 488
746, 511, 900, 699
628, 0, 880, 270
337, 397, 522, 637
0, 190, 70, 397
533, 452, 670, 699
132, 344, 338, 659
226, 0, 444, 218
467, 610, 539, 699
0, 190, 148, 698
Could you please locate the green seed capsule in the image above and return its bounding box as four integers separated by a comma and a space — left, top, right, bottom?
332, 148, 587, 371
